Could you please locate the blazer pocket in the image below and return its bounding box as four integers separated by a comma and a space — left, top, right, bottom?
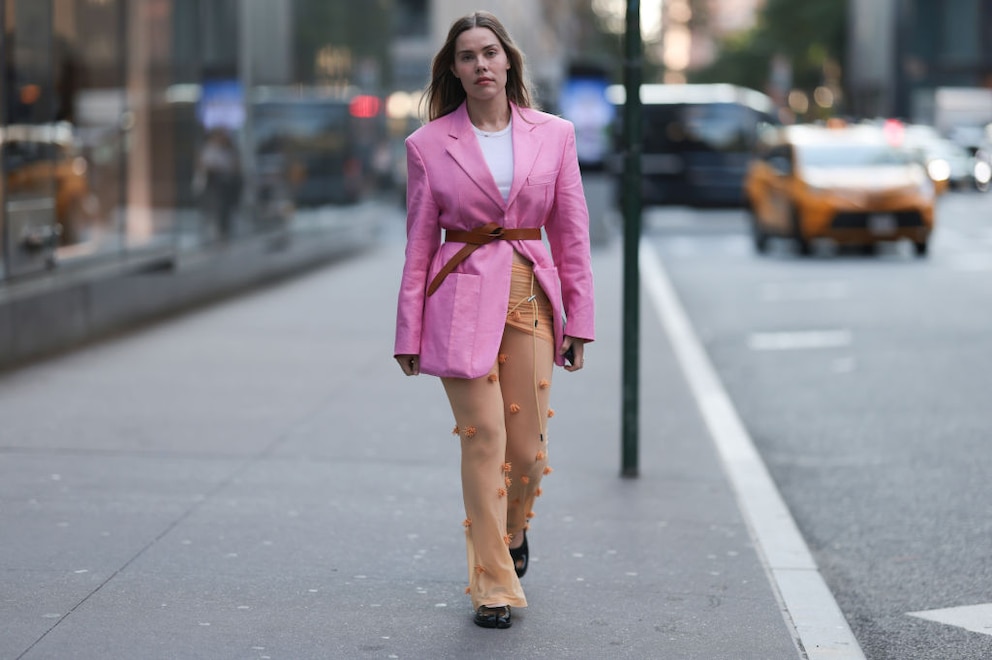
526, 171, 558, 186
423, 272, 481, 370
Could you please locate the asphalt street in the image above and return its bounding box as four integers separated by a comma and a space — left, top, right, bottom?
646, 190, 992, 660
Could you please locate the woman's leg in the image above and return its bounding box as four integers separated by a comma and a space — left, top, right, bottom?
498, 327, 554, 550
442, 368, 527, 610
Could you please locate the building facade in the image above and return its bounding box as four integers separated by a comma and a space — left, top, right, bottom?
0, 0, 577, 285
0, 0, 298, 282
847, 0, 992, 129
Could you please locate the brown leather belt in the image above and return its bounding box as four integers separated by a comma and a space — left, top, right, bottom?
427, 222, 542, 296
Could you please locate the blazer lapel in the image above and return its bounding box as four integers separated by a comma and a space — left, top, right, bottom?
506, 104, 542, 210
444, 104, 505, 210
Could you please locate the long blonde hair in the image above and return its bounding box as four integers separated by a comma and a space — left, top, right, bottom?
422, 11, 534, 122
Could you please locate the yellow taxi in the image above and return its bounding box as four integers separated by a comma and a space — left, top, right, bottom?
4, 126, 99, 247
744, 123, 936, 256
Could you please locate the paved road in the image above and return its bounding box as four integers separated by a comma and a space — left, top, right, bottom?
647, 190, 992, 659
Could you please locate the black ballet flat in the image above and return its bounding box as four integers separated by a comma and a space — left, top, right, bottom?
509, 531, 529, 578
474, 604, 512, 629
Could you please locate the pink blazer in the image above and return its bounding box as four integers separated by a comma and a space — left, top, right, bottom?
394, 102, 595, 379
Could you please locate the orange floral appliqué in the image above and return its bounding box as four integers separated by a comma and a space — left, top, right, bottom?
502, 462, 512, 473
488, 373, 499, 383
452, 425, 460, 435
543, 466, 554, 476
547, 408, 555, 418
497, 487, 507, 498
475, 565, 486, 575
503, 534, 512, 546
509, 403, 521, 414
539, 379, 550, 390
504, 476, 512, 487
535, 487, 543, 497
520, 475, 531, 485
463, 518, 472, 528
498, 353, 509, 364
465, 586, 472, 594
526, 511, 536, 519
535, 450, 546, 461
465, 426, 477, 438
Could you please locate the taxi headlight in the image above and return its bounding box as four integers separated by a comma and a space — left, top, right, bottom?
975, 160, 992, 185
927, 158, 951, 182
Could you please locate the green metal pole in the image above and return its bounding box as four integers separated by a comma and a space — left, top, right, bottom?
621, 0, 642, 478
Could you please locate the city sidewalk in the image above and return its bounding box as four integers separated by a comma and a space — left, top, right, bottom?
2, 221, 804, 659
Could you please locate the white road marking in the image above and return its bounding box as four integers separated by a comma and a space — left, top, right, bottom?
640, 243, 865, 660
947, 253, 992, 271
907, 603, 992, 636
748, 330, 853, 351
760, 281, 850, 302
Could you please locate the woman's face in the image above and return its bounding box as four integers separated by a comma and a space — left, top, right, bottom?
451, 27, 510, 104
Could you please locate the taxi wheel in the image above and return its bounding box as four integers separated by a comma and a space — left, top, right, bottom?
790, 209, 811, 256
913, 240, 929, 257
749, 208, 769, 253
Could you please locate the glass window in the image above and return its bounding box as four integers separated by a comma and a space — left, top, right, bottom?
797, 143, 915, 168
2, 0, 61, 278
642, 103, 759, 154
394, 0, 428, 38
51, 0, 127, 262
940, 0, 980, 62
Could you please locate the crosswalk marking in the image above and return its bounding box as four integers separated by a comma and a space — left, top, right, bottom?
760, 281, 850, 302
748, 330, 852, 351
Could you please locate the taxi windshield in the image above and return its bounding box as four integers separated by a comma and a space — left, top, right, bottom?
797, 143, 914, 169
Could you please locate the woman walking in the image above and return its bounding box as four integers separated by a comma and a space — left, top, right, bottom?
393, 10, 595, 629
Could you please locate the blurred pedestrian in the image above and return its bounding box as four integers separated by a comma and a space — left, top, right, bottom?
194, 127, 242, 241
393, 11, 595, 629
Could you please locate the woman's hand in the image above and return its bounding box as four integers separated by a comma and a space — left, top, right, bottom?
560, 337, 586, 372
396, 354, 420, 376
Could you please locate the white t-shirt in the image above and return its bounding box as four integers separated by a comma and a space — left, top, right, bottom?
473, 118, 513, 201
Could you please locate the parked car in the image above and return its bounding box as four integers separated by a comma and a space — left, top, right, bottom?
744, 123, 936, 256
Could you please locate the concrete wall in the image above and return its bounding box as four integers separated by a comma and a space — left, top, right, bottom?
0, 208, 382, 372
